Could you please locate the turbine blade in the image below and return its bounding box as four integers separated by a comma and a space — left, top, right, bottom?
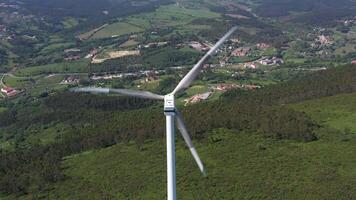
175, 110, 207, 176
70, 87, 164, 100
172, 26, 238, 94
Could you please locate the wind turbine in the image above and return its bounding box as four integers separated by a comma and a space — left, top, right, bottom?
71, 26, 237, 200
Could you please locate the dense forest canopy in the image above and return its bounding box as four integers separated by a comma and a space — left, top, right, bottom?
1, 64, 356, 195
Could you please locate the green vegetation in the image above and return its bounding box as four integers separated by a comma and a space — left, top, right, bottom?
290, 93, 356, 132
40, 42, 75, 54
2, 64, 356, 198
230, 56, 260, 63
3, 76, 34, 88
0, 107, 7, 113
37, 127, 356, 199
15, 60, 90, 76
80, 4, 221, 40
142, 47, 201, 69
62, 17, 80, 29
1, 0, 356, 199
91, 22, 144, 39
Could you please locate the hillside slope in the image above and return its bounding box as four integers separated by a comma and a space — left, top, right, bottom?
5, 93, 356, 200
1, 65, 356, 198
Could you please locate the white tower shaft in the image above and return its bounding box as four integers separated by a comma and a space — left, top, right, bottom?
165, 113, 176, 200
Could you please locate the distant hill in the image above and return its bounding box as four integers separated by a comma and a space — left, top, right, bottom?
16, 0, 172, 22
254, 0, 356, 25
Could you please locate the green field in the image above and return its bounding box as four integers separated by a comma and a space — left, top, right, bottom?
62, 17, 80, 29
230, 56, 260, 63
87, 4, 221, 40
140, 4, 220, 29
25, 123, 69, 146
3, 75, 34, 88
15, 60, 90, 76
26, 75, 68, 96
334, 43, 356, 55
91, 22, 144, 39
290, 92, 356, 132
40, 42, 76, 54
0, 107, 7, 113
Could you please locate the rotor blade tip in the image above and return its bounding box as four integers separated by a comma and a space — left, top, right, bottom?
202, 170, 208, 177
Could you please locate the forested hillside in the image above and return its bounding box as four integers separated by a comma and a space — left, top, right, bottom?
13, 0, 172, 23
1, 64, 356, 197
255, 0, 356, 17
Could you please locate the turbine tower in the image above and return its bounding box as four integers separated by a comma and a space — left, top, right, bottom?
71, 26, 237, 200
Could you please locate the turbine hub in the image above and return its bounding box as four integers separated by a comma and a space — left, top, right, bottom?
164, 94, 175, 113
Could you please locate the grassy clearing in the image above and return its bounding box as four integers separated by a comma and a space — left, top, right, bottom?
285, 58, 307, 64
27, 127, 356, 200
79, 4, 220, 40
119, 39, 140, 48
91, 22, 144, 39
62, 17, 80, 29
125, 17, 151, 29
334, 43, 356, 55
290, 92, 356, 132
25, 74, 85, 96
25, 123, 68, 146
230, 56, 259, 63
184, 85, 210, 96
15, 60, 90, 76
40, 42, 75, 54
0, 107, 7, 113
3, 76, 34, 88
140, 4, 220, 28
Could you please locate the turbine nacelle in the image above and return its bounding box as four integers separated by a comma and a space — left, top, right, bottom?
164, 94, 175, 114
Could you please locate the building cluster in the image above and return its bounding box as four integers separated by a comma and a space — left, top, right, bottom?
85, 49, 99, 59
0, 3, 19, 9
256, 43, 270, 50
337, 17, 356, 26
231, 47, 251, 57
243, 62, 257, 69
258, 56, 284, 66
184, 92, 212, 106
1, 86, 19, 97
214, 83, 260, 92
316, 35, 333, 45
60, 76, 80, 84
188, 41, 211, 52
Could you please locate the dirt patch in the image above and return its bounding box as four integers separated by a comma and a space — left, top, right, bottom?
91, 50, 140, 64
